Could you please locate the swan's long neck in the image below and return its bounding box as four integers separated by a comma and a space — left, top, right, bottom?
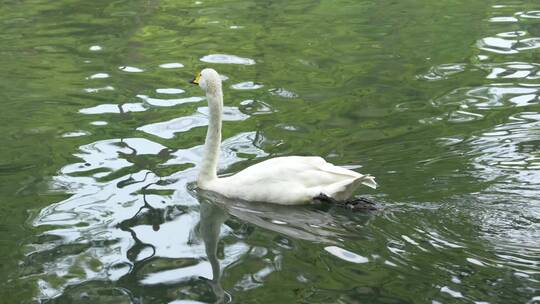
198, 83, 223, 187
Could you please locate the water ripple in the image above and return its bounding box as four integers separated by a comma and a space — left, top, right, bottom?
268, 88, 298, 98
200, 54, 255, 65
15, 0, 540, 302
88, 73, 109, 79
239, 99, 274, 115
410, 4, 540, 293
518, 10, 540, 19
28, 128, 275, 299
432, 84, 539, 110
324, 246, 369, 264
83, 86, 114, 93
497, 31, 527, 38
163, 132, 268, 168
119, 66, 144, 73
417, 63, 467, 81
477, 37, 540, 54
137, 106, 248, 139
90, 121, 108, 126
155, 88, 185, 94
483, 62, 540, 80
231, 81, 263, 90
79, 103, 147, 114
61, 130, 91, 138
159, 62, 184, 69
489, 16, 518, 23
137, 94, 203, 107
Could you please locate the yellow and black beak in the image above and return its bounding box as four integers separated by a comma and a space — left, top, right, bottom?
190, 73, 201, 85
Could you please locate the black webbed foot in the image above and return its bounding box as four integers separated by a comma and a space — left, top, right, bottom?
314, 194, 380, 212
343, 197, 379, 211
314, 193, 338, 204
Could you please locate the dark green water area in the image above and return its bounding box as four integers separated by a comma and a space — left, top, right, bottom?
0, 0, 539, 303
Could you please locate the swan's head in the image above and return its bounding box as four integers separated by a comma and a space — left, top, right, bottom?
191, 68, 222, 94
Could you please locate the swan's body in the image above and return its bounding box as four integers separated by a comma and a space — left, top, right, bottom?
192, 68, 377, 205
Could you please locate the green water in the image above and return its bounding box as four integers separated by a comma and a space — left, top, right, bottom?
1, 0, 539, 302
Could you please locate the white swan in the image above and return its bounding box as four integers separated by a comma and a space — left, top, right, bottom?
191, 68, 377, 205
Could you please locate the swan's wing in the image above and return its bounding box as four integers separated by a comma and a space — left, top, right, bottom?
220, 156, 376, 194
318, 161, 361, 178
315, 159, 377, 189
230, 156, 351, 183
280, 156, 377, 189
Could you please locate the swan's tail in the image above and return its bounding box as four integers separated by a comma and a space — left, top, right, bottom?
360, 175, 377, 189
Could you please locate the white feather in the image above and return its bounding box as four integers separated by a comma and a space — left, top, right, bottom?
194, 68, 377, 205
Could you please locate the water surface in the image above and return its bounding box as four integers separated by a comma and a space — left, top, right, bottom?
0, 0, 539, 303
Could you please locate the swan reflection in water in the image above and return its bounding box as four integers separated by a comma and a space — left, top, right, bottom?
192, 188, 369, 303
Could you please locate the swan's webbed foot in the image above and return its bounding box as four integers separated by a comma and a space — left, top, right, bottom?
343, 197, 378, 211
314, 194, 380, 212
314, 193, 338, 204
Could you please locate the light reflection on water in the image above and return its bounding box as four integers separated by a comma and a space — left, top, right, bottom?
200, 54, 256, 65
30, 130, 270, 299
417, 3, 540, 298
137, 106, 249, 139
2, 0, 538, 303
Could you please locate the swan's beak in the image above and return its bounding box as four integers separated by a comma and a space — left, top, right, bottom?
190, 73, 201, 85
